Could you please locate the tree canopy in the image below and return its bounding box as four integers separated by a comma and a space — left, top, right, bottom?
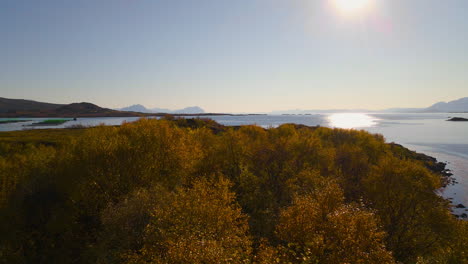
0, 118, 466, 263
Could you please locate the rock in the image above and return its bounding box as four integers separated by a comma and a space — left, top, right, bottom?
442, 170, 453, 177
447, 117, 468, 121
461, 213, 467, 219
455, 204, 466, 208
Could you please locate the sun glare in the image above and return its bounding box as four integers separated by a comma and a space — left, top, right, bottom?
328, 113, 378, 129
332, 0, 373, 16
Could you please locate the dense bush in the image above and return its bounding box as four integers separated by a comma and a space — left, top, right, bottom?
0, 118, 466, 263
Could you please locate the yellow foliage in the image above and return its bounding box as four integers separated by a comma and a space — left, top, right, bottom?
276, 182, 395, 264
0, 118, 465, 264
125, 177, 252, 264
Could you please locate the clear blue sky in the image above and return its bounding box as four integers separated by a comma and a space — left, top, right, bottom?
1, 0, 467, 112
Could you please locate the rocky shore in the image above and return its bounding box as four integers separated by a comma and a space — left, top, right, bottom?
447, 117, 468, 121
389, 143, 467, 218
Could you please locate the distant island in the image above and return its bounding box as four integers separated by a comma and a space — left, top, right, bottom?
447, 117, 468, 121
118, 104, 205, 114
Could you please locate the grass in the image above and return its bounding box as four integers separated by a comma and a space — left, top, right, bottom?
0, 119, 32, 124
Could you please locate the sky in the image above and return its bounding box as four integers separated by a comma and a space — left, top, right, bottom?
1, 0, 468, 113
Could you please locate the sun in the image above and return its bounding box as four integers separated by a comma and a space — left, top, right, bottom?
332, 0, 373, 16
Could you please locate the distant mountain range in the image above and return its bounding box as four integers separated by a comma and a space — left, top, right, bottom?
423, 97, 468, 113
271, 97, 468, 114
381, 97, 468, 113
118, 104, 205, 114
0, 98, 207, 118
1, 97, 467, 118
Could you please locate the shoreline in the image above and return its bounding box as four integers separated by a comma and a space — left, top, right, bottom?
389, 143, 467, 219
0, 113, 239, 118
410, 145, 468, 218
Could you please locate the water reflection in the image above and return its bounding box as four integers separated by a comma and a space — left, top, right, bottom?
328, 113, 378, 129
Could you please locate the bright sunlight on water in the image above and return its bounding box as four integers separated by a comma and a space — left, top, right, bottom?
328, 113, 379, 129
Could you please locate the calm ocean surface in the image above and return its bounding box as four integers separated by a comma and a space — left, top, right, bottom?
1, 113, 467, 215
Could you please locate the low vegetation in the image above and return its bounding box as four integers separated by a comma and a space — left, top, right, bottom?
0, 119, 32, 124
31, 119, 72, 126
0, 127, 86, 147
0, 118, 466, 264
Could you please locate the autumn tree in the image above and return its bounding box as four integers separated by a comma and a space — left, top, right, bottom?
275, 182, 395, 264
362, 157, 455, 262
125, 177, 252, 264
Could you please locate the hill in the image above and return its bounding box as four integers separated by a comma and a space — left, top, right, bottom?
0, 98, 220, 117
0, 97, 64, 113
0, 98, 144, 118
